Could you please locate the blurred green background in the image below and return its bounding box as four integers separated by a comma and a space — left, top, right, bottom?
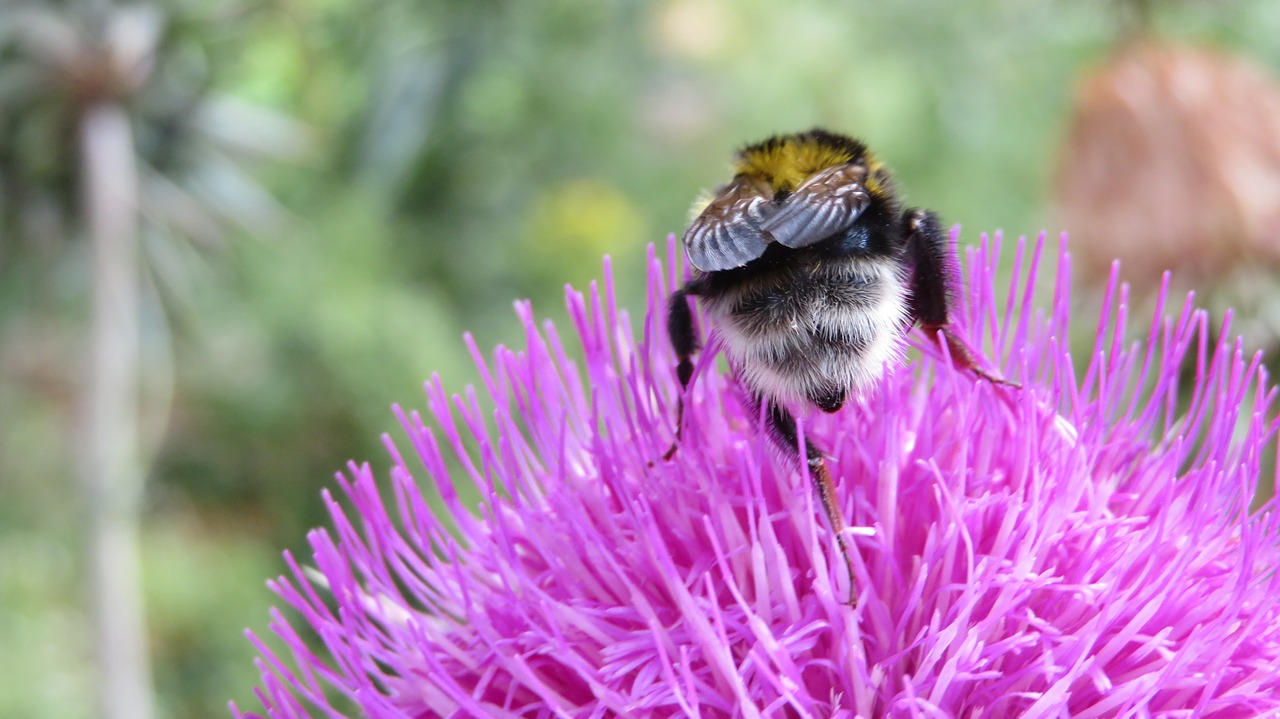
3, 1, 1279, 717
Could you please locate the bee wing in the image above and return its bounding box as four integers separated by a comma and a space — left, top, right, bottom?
758, 163, 871, 249
682, 176, 772, 272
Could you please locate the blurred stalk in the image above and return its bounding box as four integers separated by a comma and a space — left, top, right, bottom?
80, 101, 154, 719
1127, 0, 1153, 34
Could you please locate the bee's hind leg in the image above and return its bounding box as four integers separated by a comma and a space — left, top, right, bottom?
754, 393, 858, 605
902, 209, 1016, 387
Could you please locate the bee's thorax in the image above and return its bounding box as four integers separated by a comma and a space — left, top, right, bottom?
734, 130, 882, 195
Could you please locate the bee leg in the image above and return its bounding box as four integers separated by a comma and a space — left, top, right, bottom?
662, 279, 704, 461
903, 209, 1017, 387
755, 394, 858, 605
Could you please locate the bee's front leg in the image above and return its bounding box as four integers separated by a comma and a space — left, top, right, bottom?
662, 278, 705, 461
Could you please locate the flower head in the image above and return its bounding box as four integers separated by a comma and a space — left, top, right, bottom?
1056, 41, 1280, 284
236, 233, 1280, 718
1054, 42, 1280, 350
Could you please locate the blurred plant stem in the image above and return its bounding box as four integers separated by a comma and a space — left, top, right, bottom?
1126, 0, 1153, 35
2, 0, 310, 712
80, 101, 153, 719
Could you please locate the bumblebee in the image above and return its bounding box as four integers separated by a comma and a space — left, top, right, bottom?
665, 128, 1004, 598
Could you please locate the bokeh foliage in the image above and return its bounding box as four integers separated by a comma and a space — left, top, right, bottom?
2, 1, 1279, 717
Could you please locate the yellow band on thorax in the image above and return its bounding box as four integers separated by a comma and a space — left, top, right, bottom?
735, 139, 883, 195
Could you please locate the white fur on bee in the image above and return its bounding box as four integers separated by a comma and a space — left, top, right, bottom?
700, 256, 910, 408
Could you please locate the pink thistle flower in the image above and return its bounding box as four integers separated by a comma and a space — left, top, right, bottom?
234, 232, 1280, 718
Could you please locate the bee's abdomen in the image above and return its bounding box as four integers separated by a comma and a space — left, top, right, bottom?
730, 267, 884, 335
704, 258, 909, 406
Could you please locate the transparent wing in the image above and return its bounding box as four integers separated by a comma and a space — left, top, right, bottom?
758, 163, 870, 249
682, 175, 772, 272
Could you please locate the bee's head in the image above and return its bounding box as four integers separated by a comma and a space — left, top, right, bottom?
734, 128, 886, 197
